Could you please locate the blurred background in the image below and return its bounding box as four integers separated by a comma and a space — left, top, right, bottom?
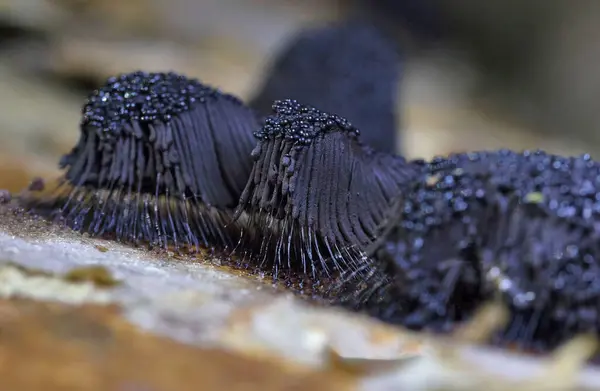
0, 0, 599, 193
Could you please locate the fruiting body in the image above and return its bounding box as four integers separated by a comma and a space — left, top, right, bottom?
236, 100, 418, 279
250, 21, 402, 154
342, 150, 600, 353
25, 71, 259, 251
17, 62, 600, 361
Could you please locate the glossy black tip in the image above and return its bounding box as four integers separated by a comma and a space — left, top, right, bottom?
79, 71, 244, 137
253, 99, 360, 144
250, 21, 401, 153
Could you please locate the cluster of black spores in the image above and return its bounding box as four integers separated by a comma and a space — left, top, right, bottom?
81, 71, 239, 138
255, 99, 359, 145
